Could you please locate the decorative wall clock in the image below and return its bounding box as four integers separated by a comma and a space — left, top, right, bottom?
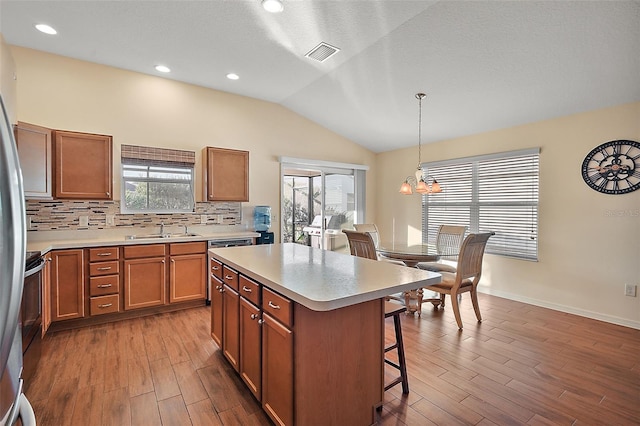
581, 140, 640, 195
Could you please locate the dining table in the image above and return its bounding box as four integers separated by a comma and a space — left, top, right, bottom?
376, 241, 451, 315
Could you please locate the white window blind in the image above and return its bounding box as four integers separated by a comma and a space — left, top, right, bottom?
422, 148, 539, 261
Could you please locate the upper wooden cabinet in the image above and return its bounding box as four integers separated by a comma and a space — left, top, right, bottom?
15, 121, 53, 199
203, 147, 249, 202
54, 130, 113, 200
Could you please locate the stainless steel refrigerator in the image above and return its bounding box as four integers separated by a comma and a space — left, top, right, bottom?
0, 94, 36, 425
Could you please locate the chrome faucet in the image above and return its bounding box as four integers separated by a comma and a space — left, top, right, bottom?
160, 222, 165, 235
183, 225, 188, 235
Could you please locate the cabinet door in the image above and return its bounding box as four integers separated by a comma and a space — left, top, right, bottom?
54, 130, 113, 199
239, 297, 261, 400
170, 253, 206, 303
210, 275, 224, 347
15, 121, 53, 199
262, 313, 293, 426
222, 284, 240, 372
123, 257, 166, 310
50, 249, 85, 321
42, 255, 52, 336
203, 147, 249, 202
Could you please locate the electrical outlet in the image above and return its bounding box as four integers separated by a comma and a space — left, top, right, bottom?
106, 214, 115, 226
26, 215, 33, 230
624, 284, 637, 297
217, 214, 224, 224
79, 215, 89, 227
200, 214, 207, 224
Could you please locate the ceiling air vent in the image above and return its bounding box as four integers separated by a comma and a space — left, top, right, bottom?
305, 42, 340, 62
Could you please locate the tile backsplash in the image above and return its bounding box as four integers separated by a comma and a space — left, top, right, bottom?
26, 200, 242, 231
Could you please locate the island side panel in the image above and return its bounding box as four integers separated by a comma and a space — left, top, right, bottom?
294, 298, 384, 425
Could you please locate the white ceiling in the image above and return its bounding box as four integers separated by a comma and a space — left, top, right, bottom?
1, 1, 639, 153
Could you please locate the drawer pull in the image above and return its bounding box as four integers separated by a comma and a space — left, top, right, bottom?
96, 252, 112, 256
97, 284, 112, 288
98, 303, 113, 308
215, 285, 222, 290
258, 319, 264, 325
224, 275, 234, 280
219, 287, 224, 293
268, 301, 281, 310
242, 286, 252, 293
97, 267, 112, 271
211, 265, 219, 270
250, 313, 259, 320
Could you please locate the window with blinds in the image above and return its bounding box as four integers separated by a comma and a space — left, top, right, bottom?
121, 145, 195, 213
422, 148, 539, 261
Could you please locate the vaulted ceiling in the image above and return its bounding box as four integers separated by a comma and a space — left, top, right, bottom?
2, 1, 639, 152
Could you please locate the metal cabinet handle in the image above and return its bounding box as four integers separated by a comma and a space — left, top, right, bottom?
242, 286, 252, 293
268, 301, 281, 310
96, 252, 112, 256
219, 287, 224, 293
171, 259, 175, 263
97, 267, 112, 271
97, 284, 112, 288
106, 192, 110, 196
258, 319, 264, 325
211, 265, 219, 270
162, 260, 165, 264
250, 313, 259, 320
98, 303, 112, 308
215, 285, 221, 290
224, 275, 233, 280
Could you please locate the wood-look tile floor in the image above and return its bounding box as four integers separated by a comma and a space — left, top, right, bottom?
26, 293, 640, 425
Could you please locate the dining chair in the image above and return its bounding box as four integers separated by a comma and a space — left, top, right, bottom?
342, 229, 409, 394
353, 223, 380, 247
422, 232, 494, 330
417, 224, 467, 273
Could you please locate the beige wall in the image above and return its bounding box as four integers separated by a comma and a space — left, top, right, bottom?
377, 102, 640, 328
10, 46, 376, 238
0, 34, 17, 122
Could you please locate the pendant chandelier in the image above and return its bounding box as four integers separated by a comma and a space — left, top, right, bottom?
399, 93, 442, 195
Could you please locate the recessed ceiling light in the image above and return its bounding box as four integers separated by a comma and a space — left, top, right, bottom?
155, 65, 171, 73
226, 73, 239, 80
262, 0, 284, 13
35, 24, 57, 35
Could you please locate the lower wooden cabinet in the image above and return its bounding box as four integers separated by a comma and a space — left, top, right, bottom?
50, 249, 85, 321
239, 297, 262, 400
169, 243, 206, 303
261, 313, 293, 426
222, 284, 240, 371
123, 256, 166, 310
210, 275, 224, 348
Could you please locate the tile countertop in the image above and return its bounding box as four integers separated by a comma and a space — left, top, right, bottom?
27, 228, 260, 254
209, 242, 442, 312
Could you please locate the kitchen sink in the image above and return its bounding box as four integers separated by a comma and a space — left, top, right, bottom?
125, 233, 200, 240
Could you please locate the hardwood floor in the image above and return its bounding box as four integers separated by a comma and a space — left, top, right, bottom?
26, 293, 640, 425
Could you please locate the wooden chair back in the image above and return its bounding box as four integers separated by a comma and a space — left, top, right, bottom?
342, 230, 378, 260
455, 232, 494, 284
435, 225, 467, 258
353, 224, 380, 247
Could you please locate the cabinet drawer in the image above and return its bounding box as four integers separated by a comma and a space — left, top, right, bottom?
89, 260, 119, 276
170, 242, 206, 255
210, 257, 223, 280
89, 275, 120, 296
90, 294, 119, 315
124, 244, 166, 259
89, 247, 119, 261
239, 275, 260, 306
222, 266, 239, 291
262, 287, 292, 328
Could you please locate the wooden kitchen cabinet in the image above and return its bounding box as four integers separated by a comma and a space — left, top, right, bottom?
123, 244, 166, 310
239, 294, 262, 400
169, 242, 206, 303
262, 312, 293, 426
202, 147, 249, 202
221, 265, 240, 371
210, 274, 224, 348
88, 247, 120, 316
42, 255, 52, 336
50, 249, 85, 321
54, 130, 113, 199
14, 121, 53, 199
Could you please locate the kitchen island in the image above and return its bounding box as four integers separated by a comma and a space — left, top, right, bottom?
208, 243, 441, 426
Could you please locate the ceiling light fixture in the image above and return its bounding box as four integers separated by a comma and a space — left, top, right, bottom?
35, 24, 57, 35
262, 0, 284, 13
226, 73, 239, 80
399, 93, 442, 195
155, 65, 171, 73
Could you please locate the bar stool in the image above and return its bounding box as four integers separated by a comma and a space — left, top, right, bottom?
384, 301, 409, 394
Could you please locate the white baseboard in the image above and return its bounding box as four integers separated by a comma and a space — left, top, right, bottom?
478, 286, 640, 330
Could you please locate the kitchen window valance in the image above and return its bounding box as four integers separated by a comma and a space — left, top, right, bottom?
121, 144, 195, 167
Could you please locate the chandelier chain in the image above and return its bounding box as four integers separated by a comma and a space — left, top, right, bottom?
416, 93, 426, 172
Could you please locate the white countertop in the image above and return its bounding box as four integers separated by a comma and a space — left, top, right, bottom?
209, 243, 441, 311
27, 228, 260, 254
